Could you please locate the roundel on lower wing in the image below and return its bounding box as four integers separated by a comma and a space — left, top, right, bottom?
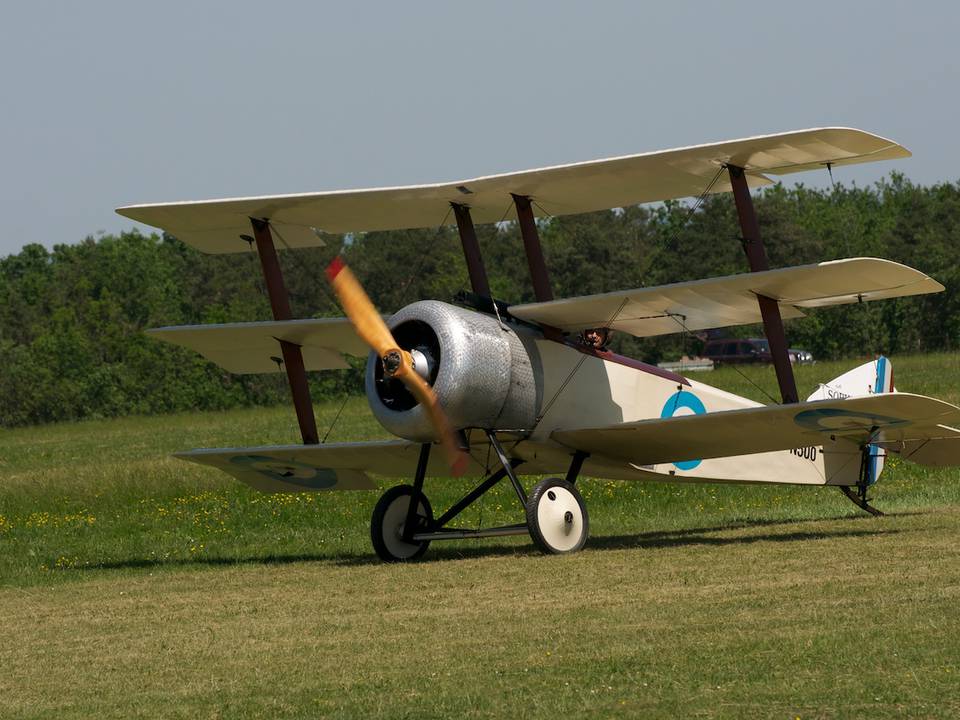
230, 455, 338, 489
660, 391, 706, 470
792, 408, 908, 433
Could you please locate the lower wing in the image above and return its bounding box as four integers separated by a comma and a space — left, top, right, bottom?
177, 440, 450, 492
176, 434, 564, 492
552, 392, 960, 467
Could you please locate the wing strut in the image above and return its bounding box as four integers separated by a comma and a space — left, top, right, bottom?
250, 218, 320, 444
512, 194, 554, 302
728, 166, 799, 404
451, 203, 492, 298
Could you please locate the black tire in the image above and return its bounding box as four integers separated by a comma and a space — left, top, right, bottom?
370, 485, 433, 562
526, 478, 589, 555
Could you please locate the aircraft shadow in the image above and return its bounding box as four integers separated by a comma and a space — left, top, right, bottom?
331, 512, 912, 566
76, 512, 917, 572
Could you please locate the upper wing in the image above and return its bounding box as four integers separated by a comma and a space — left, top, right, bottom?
148, 318, 371, 373
553, 393, 960, 466
510, 258, 942, 337
116, 128, 908, 253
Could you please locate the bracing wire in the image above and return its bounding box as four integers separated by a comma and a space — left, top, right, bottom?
665, 311, 778, 404
396, 207, 453, 304
533, 297, 628, 427
661, 164, 727, 251
726, 362, 780, 404
531, 168, 728, 428
268, 223, 359, 443
269, 223, 343, 313
321, 395, 351, 444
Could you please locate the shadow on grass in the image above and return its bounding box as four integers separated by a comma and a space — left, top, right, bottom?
75, 511, 917, 572
334, 517, 910, 566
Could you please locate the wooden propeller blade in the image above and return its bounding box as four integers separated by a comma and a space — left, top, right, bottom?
325, 256, 468, 477
325, 256, 397, 356
397, 365, 469, 477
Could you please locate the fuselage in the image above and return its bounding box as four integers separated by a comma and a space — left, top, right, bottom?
522, 329, 859, 487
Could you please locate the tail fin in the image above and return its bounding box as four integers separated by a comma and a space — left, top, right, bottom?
808, 356, 894, 484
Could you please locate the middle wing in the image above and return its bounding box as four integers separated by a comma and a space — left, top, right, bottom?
553, 393, 960, 466
510, 258, 941, 337
147, 317, 371, 373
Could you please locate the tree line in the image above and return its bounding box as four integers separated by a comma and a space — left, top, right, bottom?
2, 173, 958, 427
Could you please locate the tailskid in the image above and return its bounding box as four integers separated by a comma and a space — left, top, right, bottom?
838, 485, 885, 517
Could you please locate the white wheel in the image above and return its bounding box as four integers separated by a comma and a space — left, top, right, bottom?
526, 478, 589, 554
370, 485, 433, 562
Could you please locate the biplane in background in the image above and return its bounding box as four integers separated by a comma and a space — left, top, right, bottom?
117, 128, 960, 562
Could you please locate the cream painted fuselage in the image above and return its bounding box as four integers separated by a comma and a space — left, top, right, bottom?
523, 333, 859, 487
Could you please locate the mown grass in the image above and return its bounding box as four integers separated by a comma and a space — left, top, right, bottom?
1, 353, 958, 718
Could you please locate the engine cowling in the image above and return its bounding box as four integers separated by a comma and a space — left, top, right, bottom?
365, 300, 539, 442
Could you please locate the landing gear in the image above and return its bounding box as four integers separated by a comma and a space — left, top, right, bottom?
370, 484, 434, 562
367, 439, 591, 561
839, 484, 884, 517
838, 444, 885, 517
526, 478, 589, 554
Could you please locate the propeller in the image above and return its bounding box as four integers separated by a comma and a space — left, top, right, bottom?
325, 256, 469, 477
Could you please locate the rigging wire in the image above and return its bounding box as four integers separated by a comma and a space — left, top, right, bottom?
530, 166, 728, 428
495, 198, 516, 226
532, 297, 628, 427
267, 223, 360, 443
531, 198, 555, 220
665, 311, 777, 403
661, 164, 727, 252
270, 223, 343, 313
727, 361, 780, 404
321, 395, 351, 443
397, 205, 454, 303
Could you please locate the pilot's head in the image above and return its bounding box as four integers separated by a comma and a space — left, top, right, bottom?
581, 327, 610, 350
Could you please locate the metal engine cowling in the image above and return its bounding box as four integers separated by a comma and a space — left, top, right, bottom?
365, 300, 538, 442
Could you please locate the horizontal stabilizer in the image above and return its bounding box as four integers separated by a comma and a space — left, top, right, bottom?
510, 258, 941, 338
148, 318, 371, 373
553, 392, 960, 467
116, 128, 908, 253
880, 429, 960, 467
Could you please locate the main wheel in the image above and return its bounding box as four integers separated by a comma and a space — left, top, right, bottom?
370, 485, 434, 562
526, 478, 589, 554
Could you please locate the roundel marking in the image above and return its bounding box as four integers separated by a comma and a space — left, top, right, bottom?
230, 455, 338, 489
792, 408, 908, 433
660, 391, 706, 470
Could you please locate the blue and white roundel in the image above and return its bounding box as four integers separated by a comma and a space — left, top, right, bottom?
660, 391, 706, 470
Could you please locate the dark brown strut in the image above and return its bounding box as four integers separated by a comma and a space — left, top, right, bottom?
727, 166, 799, 404
250, 217, 320, 444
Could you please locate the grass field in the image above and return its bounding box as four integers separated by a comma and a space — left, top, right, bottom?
2, 354, 959, 718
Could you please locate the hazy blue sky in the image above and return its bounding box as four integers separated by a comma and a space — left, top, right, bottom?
1, 1, 957, 257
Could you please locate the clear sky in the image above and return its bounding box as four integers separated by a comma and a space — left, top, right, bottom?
1, 0, 957, 257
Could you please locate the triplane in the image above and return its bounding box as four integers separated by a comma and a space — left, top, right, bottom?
118, 128, 960, 561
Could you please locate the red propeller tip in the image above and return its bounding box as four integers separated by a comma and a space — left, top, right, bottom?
451, 452, 469, 478
325, 256, 346, 282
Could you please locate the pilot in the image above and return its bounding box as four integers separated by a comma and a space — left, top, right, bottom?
581, 327, 611, 351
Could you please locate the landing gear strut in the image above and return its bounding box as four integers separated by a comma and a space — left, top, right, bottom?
367, 436, 591, 562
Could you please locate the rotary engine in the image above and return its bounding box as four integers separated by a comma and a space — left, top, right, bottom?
366, 300, 539, 442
